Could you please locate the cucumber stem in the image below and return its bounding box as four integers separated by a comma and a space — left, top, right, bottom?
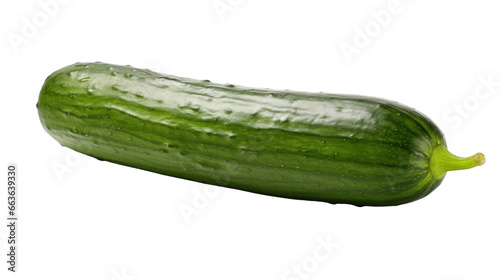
429, 144, 485, 180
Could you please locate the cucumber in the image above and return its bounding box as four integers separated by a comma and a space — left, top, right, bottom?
36, 62, 485, 206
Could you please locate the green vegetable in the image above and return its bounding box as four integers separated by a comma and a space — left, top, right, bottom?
37, 62, 485, 206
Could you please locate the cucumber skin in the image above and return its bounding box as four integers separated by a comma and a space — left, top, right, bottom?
37, 62, 446, 206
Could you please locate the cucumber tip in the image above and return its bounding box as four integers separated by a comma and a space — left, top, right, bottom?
475, 153, 485, 166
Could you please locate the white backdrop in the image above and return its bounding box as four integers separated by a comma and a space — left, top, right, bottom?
1, 1, 499, 279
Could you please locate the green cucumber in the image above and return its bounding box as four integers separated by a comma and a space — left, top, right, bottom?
36, 62, 485, 206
